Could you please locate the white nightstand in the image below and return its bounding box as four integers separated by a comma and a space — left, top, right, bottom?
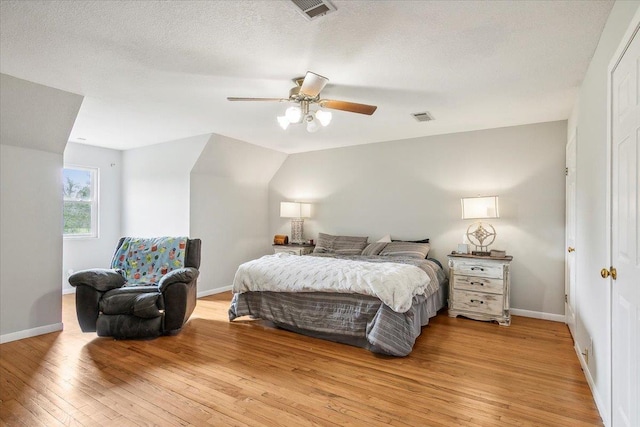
447, 253, 513, 326
273, 244, 315, 256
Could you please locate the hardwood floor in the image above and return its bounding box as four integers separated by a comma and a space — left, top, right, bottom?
0, 292, 601, 426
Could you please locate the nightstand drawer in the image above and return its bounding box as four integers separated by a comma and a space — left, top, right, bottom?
275, 248, 302, 255
453, 275, 503, 294
452, 290, 504, 315
273, 245, 315, 256
454, 262, 503, 279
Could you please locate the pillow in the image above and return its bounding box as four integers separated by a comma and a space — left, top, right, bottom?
377, 234, 392, 243
362, 242, 388, 256
379, 242, 431, 259
392, 237, 430, 243
314, 233, 368, 255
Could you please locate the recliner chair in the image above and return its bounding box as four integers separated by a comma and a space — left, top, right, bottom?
69, 237, 201, 339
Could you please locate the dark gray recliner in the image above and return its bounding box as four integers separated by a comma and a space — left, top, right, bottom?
69, 237, 201, 339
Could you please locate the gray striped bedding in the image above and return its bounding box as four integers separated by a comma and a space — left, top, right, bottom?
228, 255, 447, 356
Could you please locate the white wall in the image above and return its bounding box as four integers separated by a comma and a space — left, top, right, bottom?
191, 134, 287, 294
62, 142, 122, 293
0, 74, 83, 342
567, 1, 640, 423
121, 134, 208, 236
269, 121, 567, 317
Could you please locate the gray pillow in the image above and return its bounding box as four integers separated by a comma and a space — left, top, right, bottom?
379, 242, 431, 259
361, 242, 388, 256
313, 233, 368, 255
392, 238, 430, 243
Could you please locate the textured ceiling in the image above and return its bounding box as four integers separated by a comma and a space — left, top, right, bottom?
0, 0, 614, 153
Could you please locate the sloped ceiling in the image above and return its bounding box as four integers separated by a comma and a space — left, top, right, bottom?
0, 0, 614, 153
0, 74, 83, 154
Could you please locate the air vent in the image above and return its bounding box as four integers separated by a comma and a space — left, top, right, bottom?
411, 111, 435, 122
290, 0, 336, 21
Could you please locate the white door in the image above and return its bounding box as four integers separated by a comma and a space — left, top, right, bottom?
565, 133, 577, 338
611, 23, 640, 427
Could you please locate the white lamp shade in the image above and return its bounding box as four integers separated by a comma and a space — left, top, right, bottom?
280, 201, 311, 218
461, 196, 499, 219
315, 110, 332, 126
277, 116, 290, 130
285, 106, 302, 124
306, 116, 320, 133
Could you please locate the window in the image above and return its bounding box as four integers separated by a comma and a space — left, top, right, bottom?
63, 166, 98, 238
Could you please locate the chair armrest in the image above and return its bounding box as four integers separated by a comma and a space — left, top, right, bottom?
158, 267, 199, 292
69, 268, 126, 292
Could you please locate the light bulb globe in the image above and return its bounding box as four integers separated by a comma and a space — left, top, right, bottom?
277, 116, 290, 130
285, 106, 302, 123
306, 115, 320, 133
315, 110, 332, 126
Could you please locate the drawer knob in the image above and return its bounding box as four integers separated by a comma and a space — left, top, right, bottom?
470, 282, 484, 286
470, 299, 484, 304
471, 267, 485, 271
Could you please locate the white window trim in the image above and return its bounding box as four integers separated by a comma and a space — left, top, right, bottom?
63, 165, 100, 239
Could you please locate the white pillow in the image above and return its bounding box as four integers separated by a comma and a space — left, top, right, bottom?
376, 234, 392, 243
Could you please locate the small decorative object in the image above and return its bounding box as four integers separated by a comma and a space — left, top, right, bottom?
461, 195, 499, 256
490, 249, 506, 258
280, 201, 312, 244
457, 243, 470, 254
274, 235, 289, 245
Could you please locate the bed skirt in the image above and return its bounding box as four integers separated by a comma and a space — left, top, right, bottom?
229, 283, 447, 357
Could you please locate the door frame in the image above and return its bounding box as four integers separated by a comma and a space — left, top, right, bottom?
565, 130, 577, 338
606, 8, 640, 426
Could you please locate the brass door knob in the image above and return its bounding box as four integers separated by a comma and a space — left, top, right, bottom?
601, 268, 610, 279
568, 247, 575, 253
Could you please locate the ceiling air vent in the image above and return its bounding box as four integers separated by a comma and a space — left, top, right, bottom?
411, 111, 435, 122
290, 0, 336, 21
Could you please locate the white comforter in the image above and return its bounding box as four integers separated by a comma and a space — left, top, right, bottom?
232, 253, 430, 313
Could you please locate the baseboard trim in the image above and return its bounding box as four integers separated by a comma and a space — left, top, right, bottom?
62, 287, 75, 295
198, 285, 232, 298
575, 342, 609, 426
0, 322, 63, 344
511, 308, 565, 322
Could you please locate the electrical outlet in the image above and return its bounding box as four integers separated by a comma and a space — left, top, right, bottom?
581, 337, 593, 365
581, 347, 589, 364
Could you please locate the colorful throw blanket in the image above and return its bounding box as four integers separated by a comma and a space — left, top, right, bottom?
232, 253, 431, 313
111, 237, 187, 284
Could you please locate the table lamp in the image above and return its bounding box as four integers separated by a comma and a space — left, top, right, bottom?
280, 202, 311, 244
461, 196, 499, 255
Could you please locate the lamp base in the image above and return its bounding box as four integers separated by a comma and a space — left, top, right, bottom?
466, 222, 497, 257
290, 218, 305, 244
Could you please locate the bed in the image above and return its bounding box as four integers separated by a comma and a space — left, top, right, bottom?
228, 235, 448, 356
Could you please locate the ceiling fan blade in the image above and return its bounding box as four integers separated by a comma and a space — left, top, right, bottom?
227, 97, 288, 102
320, 100, 378, 115
299, 71, 329, 98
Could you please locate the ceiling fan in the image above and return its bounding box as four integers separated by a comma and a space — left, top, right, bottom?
227, 71, 377, 132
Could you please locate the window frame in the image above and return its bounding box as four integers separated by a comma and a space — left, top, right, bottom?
63, 165, 99, 239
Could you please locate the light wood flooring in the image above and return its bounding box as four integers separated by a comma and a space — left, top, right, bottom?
0, 292, 601, 426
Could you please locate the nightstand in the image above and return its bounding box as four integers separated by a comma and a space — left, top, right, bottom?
273, 244, 315, 256
447, 253, 513, 326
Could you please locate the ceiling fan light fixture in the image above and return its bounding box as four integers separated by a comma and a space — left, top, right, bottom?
315, 109, 332, 126
277, 115, 290, 130
228, 71, 377, 134
285, 106, 302, 123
